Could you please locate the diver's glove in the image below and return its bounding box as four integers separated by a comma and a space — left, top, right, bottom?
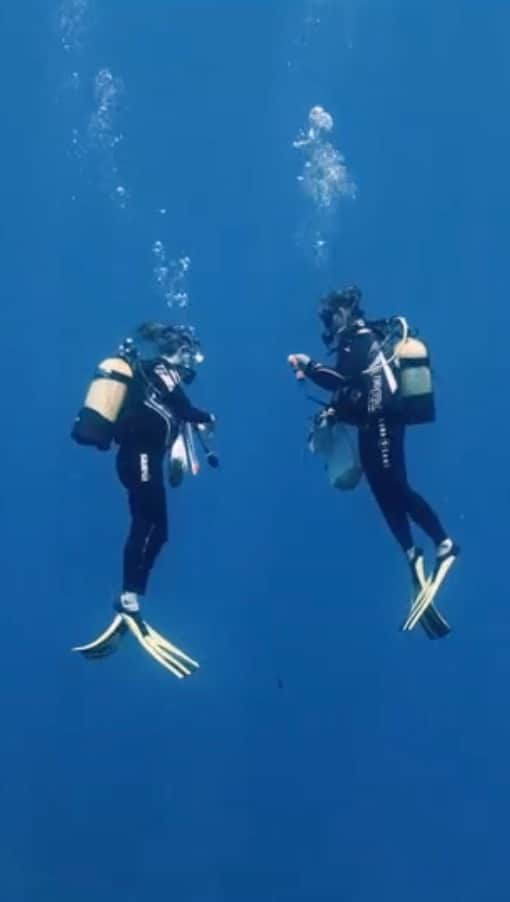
288, 353, 311, 380
317, 406, 336, 425
197, 414, 215, 440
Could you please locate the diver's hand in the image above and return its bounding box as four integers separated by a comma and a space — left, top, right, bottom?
197, 414, 215, 439
317, 406, 336, 427
288, 353, 311, 381
196, 417, 219, 469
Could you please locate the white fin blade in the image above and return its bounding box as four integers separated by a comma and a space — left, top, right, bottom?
122, 614, 186, 678
72, 614, 125, 654
144, 623, 199, 668
402, 556, 456, 632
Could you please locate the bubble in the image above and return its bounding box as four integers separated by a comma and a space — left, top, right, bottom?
152, 242, 191, 308
88, 69, 124, 151
113, 184, 129, 209
301, 142, 356, 208
293, 105, 356, 263
59, 0, 89, 53
80, 68, 131, 207
309, 105, 333, 133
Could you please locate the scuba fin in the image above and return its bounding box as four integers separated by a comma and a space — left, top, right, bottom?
402, 546, 459, 633
183, 423, 200, 476
408, 552, 451, 640
72, 611, 199, 679
120, 612, 199, 678
168, 423, 218, 486
72, 614, 128, 659
168, 425, 199, 486
420, 605, 451, 640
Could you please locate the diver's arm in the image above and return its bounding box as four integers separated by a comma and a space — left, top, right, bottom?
152, 362, 213, 424
305, 361, 346, 392
168, 385, 213, 425
288, 353, 345, 392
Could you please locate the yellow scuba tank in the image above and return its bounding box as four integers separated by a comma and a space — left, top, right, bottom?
394, 334, 435, 424
71, 355, 134, 450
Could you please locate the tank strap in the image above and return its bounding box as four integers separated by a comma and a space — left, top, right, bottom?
95, 367, 132, 386
400, 356, 430, 368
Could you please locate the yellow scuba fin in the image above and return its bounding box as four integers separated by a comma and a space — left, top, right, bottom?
402, 552, 458, 633
73, 611, 199, 678
144, 623, 200, 668
121, 613, 200, 679
410, 553, 450, 640
420, 601, 451, 640
72, 614, 128, 659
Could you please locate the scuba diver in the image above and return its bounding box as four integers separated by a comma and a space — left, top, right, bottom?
71, 322, 217, 677
288, 286, 459, 638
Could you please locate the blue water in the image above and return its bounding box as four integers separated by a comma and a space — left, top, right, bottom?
3, 1, 510, 899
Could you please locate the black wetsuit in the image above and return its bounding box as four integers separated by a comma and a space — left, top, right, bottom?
306, 324, 447, 553
114, 358, 212, 595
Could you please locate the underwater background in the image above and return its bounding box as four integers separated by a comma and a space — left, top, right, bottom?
3, 1, 510, 899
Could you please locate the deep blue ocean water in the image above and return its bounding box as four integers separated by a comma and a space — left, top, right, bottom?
2, 1, 510, 899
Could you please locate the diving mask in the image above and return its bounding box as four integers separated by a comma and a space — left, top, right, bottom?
162, 343, 205, 383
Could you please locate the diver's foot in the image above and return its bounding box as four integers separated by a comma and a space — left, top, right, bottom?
436, 538, 460, 565
114, 591, 140, 614
406, 546, 425, 594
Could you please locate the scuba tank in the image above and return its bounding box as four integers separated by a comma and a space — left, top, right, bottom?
71, 339, 136, 451
366, 317, 435, 425
393, 331, 435, 425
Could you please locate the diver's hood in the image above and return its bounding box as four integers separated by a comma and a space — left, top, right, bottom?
319, 285, 363, 348
136, 321, 204, 376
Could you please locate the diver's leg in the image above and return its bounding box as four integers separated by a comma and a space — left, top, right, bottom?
134, 463, 168, 594
359, 420, 414, 554
361, 423, 455, 634
395, 428, 454, 554
116, 446, 168, 606
404, 488, 449, 545
388, 425, 459, 629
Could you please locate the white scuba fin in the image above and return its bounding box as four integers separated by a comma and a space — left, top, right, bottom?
72, 611, 199, 679
72, 614, 128, 659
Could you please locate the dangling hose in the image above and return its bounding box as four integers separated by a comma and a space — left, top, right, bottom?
194, 426, 220, 468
